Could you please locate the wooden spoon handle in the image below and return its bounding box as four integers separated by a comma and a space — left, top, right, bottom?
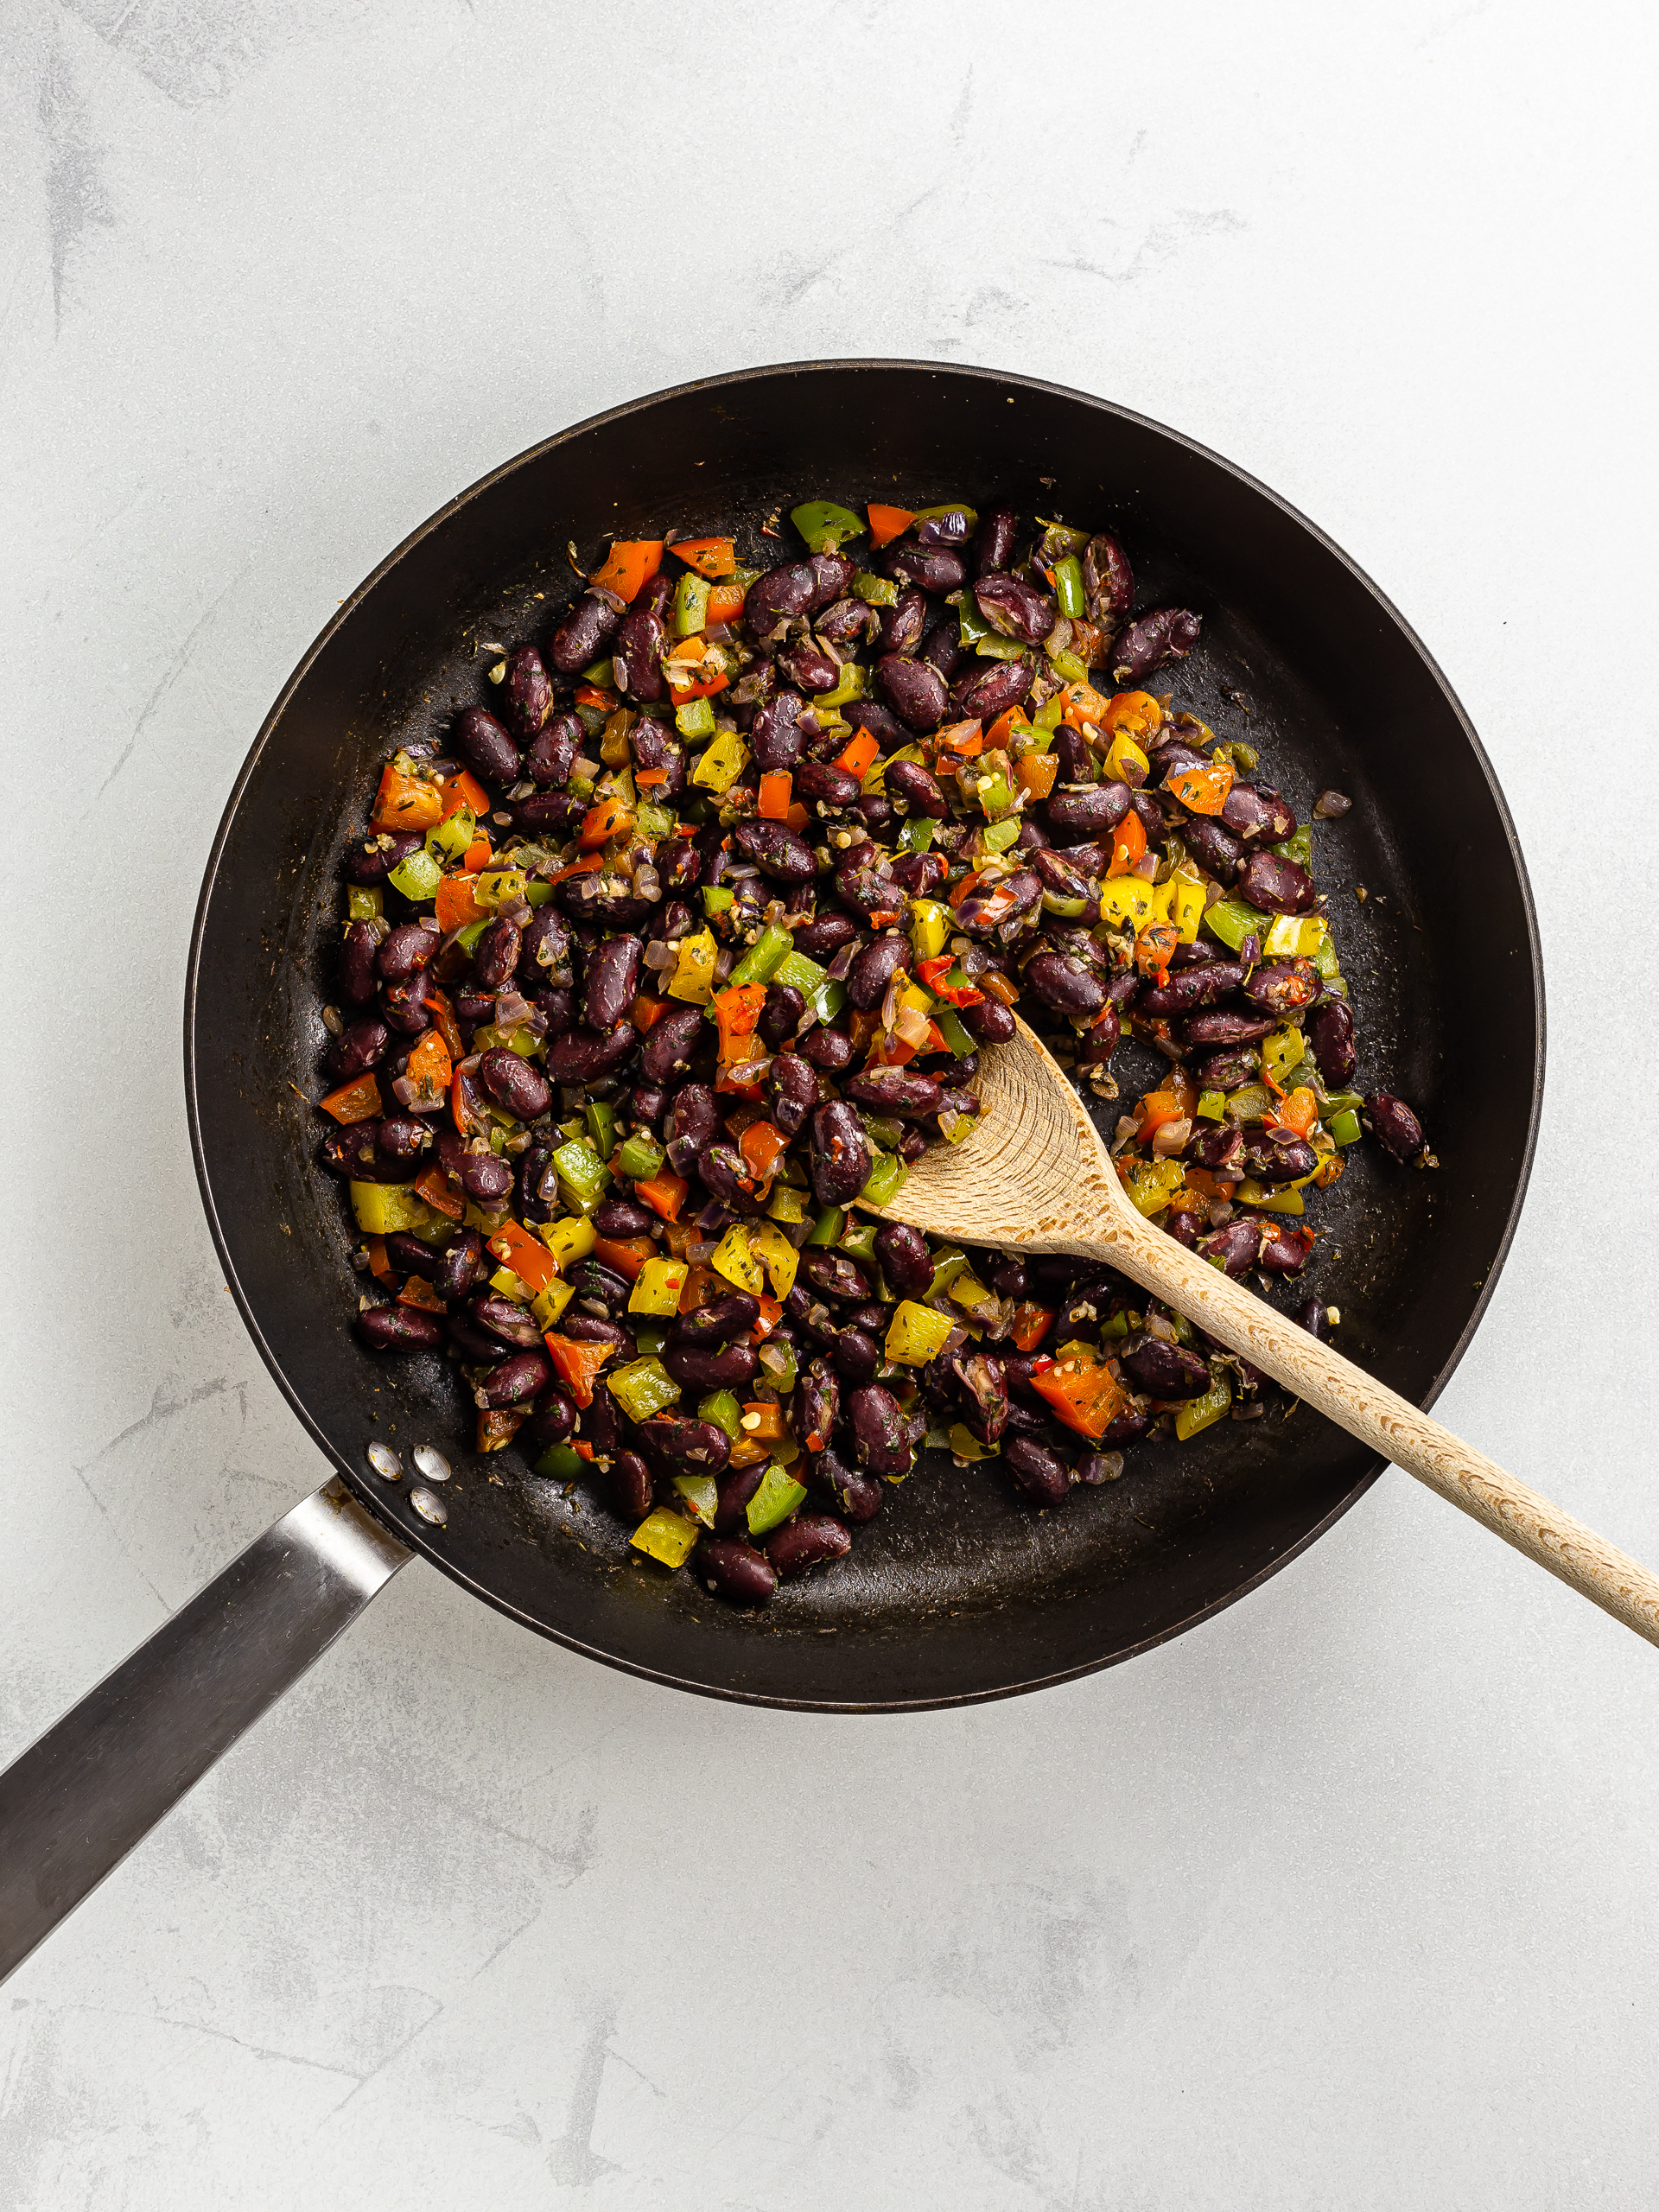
1097, 1219, 1659, 1648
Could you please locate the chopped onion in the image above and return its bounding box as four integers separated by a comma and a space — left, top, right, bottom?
880, 967, 902, 1033
632, 864, 661, 901
713, 948, 735, 982
643, 939, 676, 971
494, 992, 533, 1027
688, 1240, 717, 1263
727, 1054, 772, 1084
1132, 852, 1158, 881
1151, 1117, 1192, 1157
893, 1002, 931, 1048
726, 861, 760, 880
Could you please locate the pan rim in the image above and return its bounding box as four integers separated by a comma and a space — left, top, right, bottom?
183, 357, 1546, 1711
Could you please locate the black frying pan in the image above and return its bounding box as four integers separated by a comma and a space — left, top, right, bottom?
0, 362, 1541, 1974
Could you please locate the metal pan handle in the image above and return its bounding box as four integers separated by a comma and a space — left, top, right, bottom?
0, 1478, 410, 1981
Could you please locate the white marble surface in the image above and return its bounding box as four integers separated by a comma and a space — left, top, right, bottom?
3, 1, 1657, 2202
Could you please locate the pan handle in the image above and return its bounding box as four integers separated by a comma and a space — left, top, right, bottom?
0, 1478, 410, 1982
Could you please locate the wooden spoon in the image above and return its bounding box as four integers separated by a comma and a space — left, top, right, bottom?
872, 1016, 1659, 1649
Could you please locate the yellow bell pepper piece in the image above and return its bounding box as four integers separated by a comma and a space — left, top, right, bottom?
1263, 1023, 1306, 1088
1122, 1158, 1185, 1216
490, 1266, 532, 1303
948, 1423, 996, 1461
949, 1268, 997, 1316
909, 898, 950, 962
349, 1181, 425, 1235
531, 1279, 576, 1330
885, 1300, 957, 1366
476, 868, 530, 909
666, 925, 720, 1004
711, 1224, 766, 1294
630, 1508, 701, 1568
1166, 868, 1206, 944
767, 1184, 809, 1225
629, 1257, 690, 1315
746, 1219, 799, 1299
1262, 912, 1328, 960
1098, 876, 1157, 931
1175, 1371, 1231, 1440
690, 732, 750, 795
1105, 731, 1149, 785
538, 1215, 597, 1272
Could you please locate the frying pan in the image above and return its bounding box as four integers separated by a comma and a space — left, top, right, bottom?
0, 361, 1542, 1978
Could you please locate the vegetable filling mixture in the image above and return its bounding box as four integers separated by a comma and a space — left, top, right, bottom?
321, 498, 1431, 1607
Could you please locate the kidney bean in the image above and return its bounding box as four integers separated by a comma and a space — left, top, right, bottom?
1238, 850, 1315, 915
664, 1339, 758, 1389
1307, 998, 1357, 1088
372, 925, 433, 989
517, 1139, 554, 1224
628, 717, 683, 801
1198, 1218, 1261, 1278
326, 1015, 389, 1084
472, 916, 522, 993
697, 1141, 763, 1216
976, 573, 1056, 647
356, 1304, 445, 1352
512, 791, 584, 839
756, 1052, 813, 1140
1221, 783, 1297, 842
1021, 951, 1109, 1019
950, 656, 1034, 727
798, 1026, 854, 1076
1110, 607, 1202, 682
846, 1383, 912, 1478
474, 1347, 552, 1408
454, 705, 520, 787
546, 1021, 639, 1085
1189, 1050, 1255, 1095
594, 1451, 648, 1521
335, 919, 380, 1007
785, 1358, 839, 1454
834, 861, 903, 920
1137, 961, 1245, 1018
817, 596, 871, 646
696, 1536, 777, 1605
588, 1199, 649, 1243
518, 910, 571, 986
433, 1227, 484, 1302
880, 758, 948, 821
842, 700, 911, 749
549, 590, 623, 674
1043, 783, 1132, 842
974, 504, 1018, 575
876, 653, 949, 733
889, 855, 947, 904
810, 1100, 872, 1205
809, 1446, 882, 1522
948, 1351, 1007, 1446
916, 620, 965, 683
874, 588, 926, 658
846, 1073, 944, 1133
633, 1004, 699, 1087
776, 637, 839, 693
556, 873, 651, 931
673, 1297, 760, 1354
1120, 1332, 1211, 1399
342, 830, 422, 885
958, 995, 1015, 1046
805, 552, 855, 607
844, 932, 907, 1012
634, 1414, 731, 1480
370, 1119, 429, 1179
448, 1311, 512, 1363
1187, 1122, 1244, 1172
1243, 959, 1321, 1018
378, 978, 433, 1037
626, 1084, 667, 1128
566, 1259, 632, 1318
732, 818, 817, 884
562, 1313, 635, 1355
758, 985, 805, 1052
1258, 1224, 1316, 1276
759, 1514, 847, 1580
1128, 788, 1166, 843
579, 1390, 622, 1461
381, 1232, 439, 1283
1181, 1008, 1277, 1048
524, 709, 580, 789
479, 1047, 552, 1122
793, 760, 860, 809
581, 935, 642, 1030
1052, 724, 1096, 789
502, 645, 554, 742
1367, 1090, 1426, 1161
744, 562, 818, 641
611, 607, 667, 703
471, 1292, 543, 1349
1241, 1135, 1319, 1185
664, 1084, 719, 1173
696, 1465, 763, 1540
1002, 1433, 1071, 1506
801, 1252, 872, 1306
957, 868, 1041, 943
1083, 531, 1134, 628
1178, 817, 1244, 885
828, 1327, 877, 1386
888, 544, 966, 594
790, 911, 855, 963
1150, 739, 1209, 785
436, 1126, 514, 1204
1076, 1005, 1121, 1068
1292, 1295, 1330, 1345
524, 1387, 577, 1452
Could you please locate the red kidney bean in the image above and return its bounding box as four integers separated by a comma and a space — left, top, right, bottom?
1243, 959, 1320, 1017
627, 1083, 669, 1125
1084, 531, 1134, 629
1241, 1135, 1319, 1184
556, 874, 652, 931
568, 1260, 632, 1319
1004, 1433, 1070, 1506
1180, 817, 1244, 884
504, 645, 554, 741
791, 911, 857, 962
379, 977, 434, 1036
817, 596, 871, 646
474, 1347, 551, 1408
1294, 1295, 1329, 1343
760, 985, 806, 1051
799, 1026, 855, 1075
808, 1446, 882, 1521
777, 637, 840, 692
763, 1512, 850, 1579
639, 1413, 733, 1478
696, 1536, 776, 1605
356, 1304, 445, 1351
847, 932, 909, 1010
1181, 1008, 1277, 1047
525, 1386, 577, 1452
830, 1327, 880, 1386
889, 852, 947, 901
1192, 1046, 1260, 1091
342, 830, 422, 885
745, 563, 818, 641
1150, 739, 1209, 785
957, 868, 1042, 942
883, 758, 949, 819
1121, 1333, 1211, 1398
385, 1231, 441, 1281
1137, 961, 1245, 1018
517, 1140, 553, 1224
637, 1004, 702, 1086
628, 719, 683, 802
876, 589, 928, 658
1051, 724, 1096, 789
611, 607, 667, 703
794, 760, 861, 808
950, 657, 1033, 727
434, 1228, 484, 1302
696, 1141, 764, 1216
1307, 998, 1356, 1088
338, 920, 380, 1006
546, 1022, 639, 1085
376, 1116, 433, 1172
1367, 1090, 1426, 1161
527, 710, 581, 789
582, 935, 642, 1029
580, 1389, 622, 1459
1043, 784, 1131, 841
526, 983, 577, 1040
470, 1293, 543, 1348
915, 508, 973, 546
1076, 1006, 1120, 1069
1021, 952, 1109, 1019
512, 792, 585, 839
918, 620, 967, 683
846, 1065, 944, 1119
1198, 1219, 1259, 1278
435, 1127, 513, 1205
976, 574, 1056, 646
1187, 1122, 1244, 1172
763, 1052, 817, 1138
810, 1100, 872, 1205
842, 700, 911, 749
1238, 850, 1315, 914
877, 653, 949, 733
847, 1382, 912, 1477
518, 907, 572, 982
549, 590, 623, 674
379, 925, 440, 988
888, 543, 966, 594
957, 995, 1014, 1046
480, 1047, 552, 1121
472, 916, 521, 992
732, 818, 817, 884
805, 552, 855, 607
834, 862, 904, 922
327, 1015, 390, 1083
454, 705, 520, 787
1259, 1224, 1316, 1275
1128, 788, 1165, 842
593, 1198, 652, 1240
606, 1452, 652, 1521
664, 1084, 720, 1173
664, 1339, 758, 1389
449, 1312, 512, 1363
562, 1313, 635, 1354
976, 505, 1018, 575
1110, 607, 1202, 682
708, 1464, 764, 1535
801, 1250, 872, 1303
1221, 783, 1296, 842
673, 1294, 760, 1351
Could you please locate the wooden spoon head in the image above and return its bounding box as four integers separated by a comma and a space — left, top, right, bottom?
868, 1016, 1135, 1257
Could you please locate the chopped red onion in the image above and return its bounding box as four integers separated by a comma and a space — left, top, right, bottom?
643, 940, 676, 971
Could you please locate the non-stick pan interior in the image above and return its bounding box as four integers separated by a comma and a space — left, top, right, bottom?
187, 362, 1541, 1708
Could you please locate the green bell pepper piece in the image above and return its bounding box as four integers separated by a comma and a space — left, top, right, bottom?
1052, 554, 1085, 618
812, 663, 867, 713
426, 804, 474, 861
808, 1205, 845, 1246
535, 1443, 586, 1480
746, 1463, 808, 1535
702, 884, 735, 917
1174, 1370, 1231, 1441
957, 600, 995, 647
387, 847, 443, 902
524, 880, 554, 906
1311, 933, 1342, 981
675, 696, 716, 741
1203, 897, 1275, 953
632, 1319, 670, 1357
896, 816, 937, 854
1099, 1307, 1135, 1340
671, 572, 709, 638
982, 817, 1021, 853
838, 1222, 880, 1262
581, 657, 615, 687
1047, 645, 1090, 686
585, 1100, 616, 1161
1329, 1107, 1363, 1147
976, 635, 1027, 662
673, 1473, 718, 1528
607, 1357, 683, 1424
931, 1006, 976, 1058
552, 1138, 610, 1212
616, 1132, 666, 1182
1034, 693, 1065, 733
728, 924, 793, 990
859, 1152, 907, 1208
346, 886, 384, 921
853, 571, 899, 605
757, 1337, 798, 1395
926, 1248, 967, 1300
772, 948, 826, 997
1197, 1089, 1227, 1122
1271, 823, 1313, 869
635, 801, 676, 842
791, 499, 866, 551
698, 1390, 743, 1442
455, 916, 491, 954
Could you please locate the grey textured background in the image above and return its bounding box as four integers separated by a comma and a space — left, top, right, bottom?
3, 2, 1657, 2204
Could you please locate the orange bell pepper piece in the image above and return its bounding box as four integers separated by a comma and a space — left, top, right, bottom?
633, 1168, 690, 1224
867, 503, 914, 548
1270, 1085, 1319, 1140
631, 995, 669, 1033
740, 1402, 787, 1444
365, 1236, 397, 1287
1165, 761, 1234, 817
947, 868, 982, 909
424, 987, 464, 1060
543, 1332, 615, 1409
589, 538, 664, 602
462, 833, 493, 874
415, 1165, 464, 1220
402, 1028, 453, 1109
750, 1293, 783, 1339
435, 874, 489, 933
1007, 1302, 1055, 1353
439, 768, 491, 822
1014, 753, 1058, 801
937, 720, 984, 758
784, 801, 811, 833
581, 795, 635, 849
1102, 690, 1164, 740
664, 665, 729, 704
1107, 810, 1148, 876
371, 764, 442, 833
486, 1221, 557, 1295
575, 684, 618, 710
677, 1262, 717, 1314
711, 983, 766, 1062
593, 1235, 655, 1282
1030, 1357, 1129, 1441
319, 1072, 383, 1124
543, 852, 605, 888
398, 1277, 447, 1313
1137, 1088, 1190, 1141
706, 579, 748, 626
738, 1120, 787, 1185
671, 537, 737, 578
757, 770, 793, 820
834, 729, 880, 781
1057, 679, 1109, 729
